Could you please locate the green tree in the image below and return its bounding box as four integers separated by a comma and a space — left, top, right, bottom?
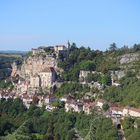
109, 43, 117, 52
80, 60, 96, 71
101, 74, 112, 86
102, 103, 110, 112
66, 129, 75, 140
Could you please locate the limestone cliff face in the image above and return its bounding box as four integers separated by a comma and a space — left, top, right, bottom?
19, 55, 57, 78
11, 45, 68, 79
11, 62, 18, 77
10, 45, 68, 92
119, 53, 140, 64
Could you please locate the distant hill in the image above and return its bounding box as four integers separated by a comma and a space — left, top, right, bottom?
0, 50, 27, 55
0, 52, 23, 80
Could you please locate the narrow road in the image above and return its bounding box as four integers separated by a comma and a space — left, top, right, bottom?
111, 117, 126, 140
118, 129, 126, 140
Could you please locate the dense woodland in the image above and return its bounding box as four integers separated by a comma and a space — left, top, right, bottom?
0, 99, 118, 140
122, 117, 140, 140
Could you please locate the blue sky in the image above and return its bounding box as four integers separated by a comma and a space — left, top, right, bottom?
0, 0, 140, 51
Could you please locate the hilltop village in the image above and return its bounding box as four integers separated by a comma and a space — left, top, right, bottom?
1, 43, 140, 139
0, 43, 140, 119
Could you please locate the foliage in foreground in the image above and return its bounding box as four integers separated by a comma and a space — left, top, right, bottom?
0, 98, 118, 140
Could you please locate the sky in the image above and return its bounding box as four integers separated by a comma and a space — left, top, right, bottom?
0, 0, 140, 51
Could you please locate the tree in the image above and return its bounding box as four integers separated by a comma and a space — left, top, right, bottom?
0, 120, 14, 136
102, 103, 110, 111
85, 73, 101, 83
80, 60, 96, 71
109, 43, 117, 52
54, 133, 61, 140
66, 129, 75, 140
133, 44, 140, 52
101, 74, 112, 86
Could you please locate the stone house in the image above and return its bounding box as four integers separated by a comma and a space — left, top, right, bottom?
60, 95, 68, 102
54, 45, 67, 53
43, 95, 56, 105
96, 99, 105, 109
38, 99, 44, 107
54, 45, 68, 58
46, 105, 56, 111
60, 95, 75, 102
90, 82, 103, 90
65, 100, 83, 113
30, 75, 40, 88
110, 71, 125, 86
39, 67, 56, 88
1, 93, 9, 100
22, 94, 32, 109
83, 101, 96, 114
29, 67, 56, 89
79, 70, 102, 83
17, 80, 29, 94
79, 70, 91, 82
123, 107, 140, 117
32, 48, 45, 55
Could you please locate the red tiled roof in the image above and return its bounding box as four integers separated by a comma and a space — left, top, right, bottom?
83, 102, 96, 109
129, 107, 140, 113
110, 106, 123, 112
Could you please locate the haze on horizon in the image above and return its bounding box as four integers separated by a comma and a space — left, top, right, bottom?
0, 0, 140, 51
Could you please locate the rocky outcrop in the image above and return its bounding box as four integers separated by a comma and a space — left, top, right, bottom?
11, 45, 68, 92
19, 55, 57, 78
111, 70, 125, 80
119, 53, 139, 64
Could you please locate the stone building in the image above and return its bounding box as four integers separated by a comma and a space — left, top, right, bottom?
96, 99, 105, 109
123, 107, 140, 117
39, 67, 56, 88
110, 70, 125, 86
65, 100, 83, 113
16, 79, 29, 94
79, 70, 92, 82
79, 70, 99, 82
29, 67, 56, 89
54, 45, 67, 53
32, 48, 45, 55
83, 101, 96, 114
30, 75, 40, 88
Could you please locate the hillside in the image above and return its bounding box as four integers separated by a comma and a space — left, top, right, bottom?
0, 53, 23, 80
56, 43, 140, 107
1, 43, 140, 140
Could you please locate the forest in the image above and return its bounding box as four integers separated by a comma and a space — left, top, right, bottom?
0, 98, 118, 140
